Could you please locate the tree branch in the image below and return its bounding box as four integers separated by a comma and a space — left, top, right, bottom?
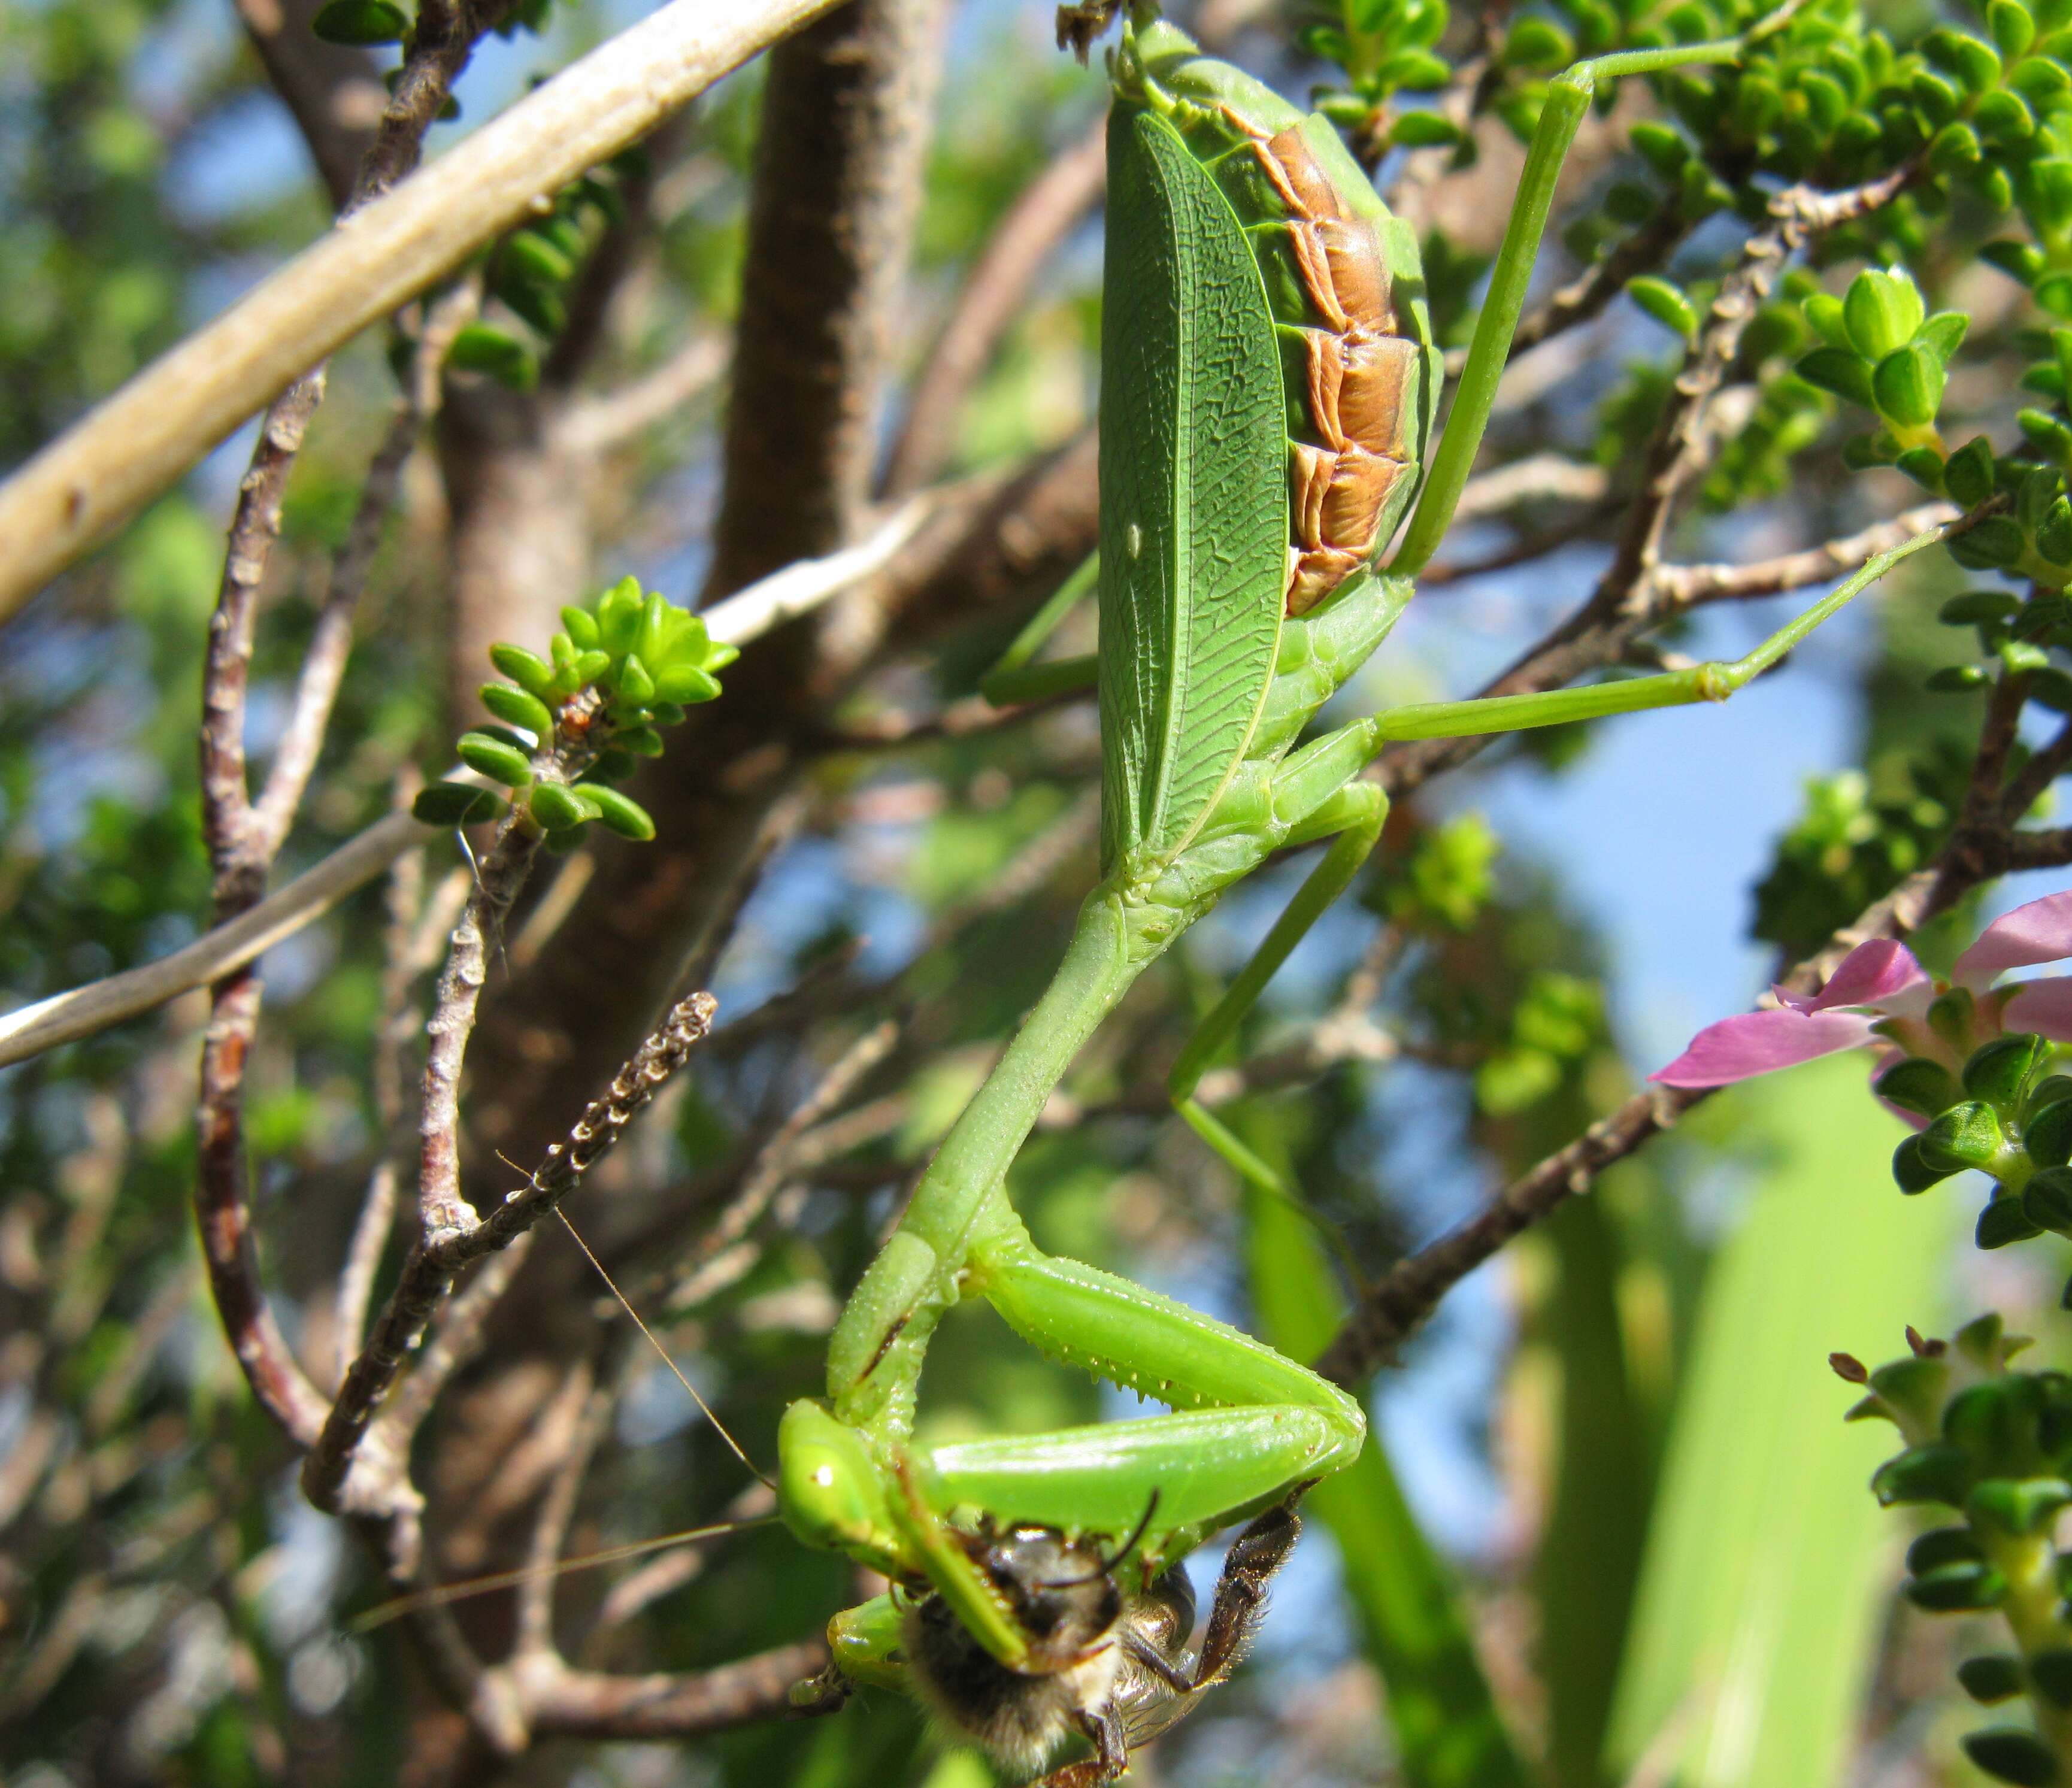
881, 115, 1107, 496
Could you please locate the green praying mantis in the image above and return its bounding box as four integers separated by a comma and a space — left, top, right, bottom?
755, 5, 1954, 1780
408, 5, 1954, 1780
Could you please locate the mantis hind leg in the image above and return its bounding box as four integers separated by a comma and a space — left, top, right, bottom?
1168, 781, 1385, 1240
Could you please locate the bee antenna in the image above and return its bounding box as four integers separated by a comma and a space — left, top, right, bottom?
553, 1208, 776, 1490
1040, 1489, 1162, 1588
1102, 1487, 1161, 1573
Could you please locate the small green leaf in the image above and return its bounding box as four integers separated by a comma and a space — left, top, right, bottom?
480, 683, 554, 739
653, 661, 722, 704
2026, 1166, 2072, 1231
447, 323, 537, 392
584, 785, 656, 841
489, 643, 555, 698
1962, 517, 2031, 568
456, 732, 535, 787
619, 726, 665, 757
502, 229, 574, 288
1627, 275, 1698, 340
1871, 1440, 1973, 1505
1926, 663, 1991, 692
1502, 16, 1572, 68
1968, 1474, 2072, 1535
2031, 1648, 2072, 1708
413, 781, 499, 826
587, 747, 637, 784
1895, 447, 1947, 493
1904, 1558, 2009, 1609
1929, 120, 1984, 177
1375, 49, 1451, 89
1968, 1034, 2052, 1107
1894, 1132, 1959, 1190
1977, 1194, 2043, 1248
1803, 291, 1851, 350
1917, 312, 1970, 366
1877, 1057, 1961, 1116
1962, 1728, 2062, 1786
1941, 590, 2023, 628
1628, 119, 1688, 176
1946, 437, 2001, 508
2026, 1104, 2072, 1170
528, 781, 600, 831
560, 605, 600, 650
1797, 346, 1875, 406
1907, 1526, 1986, 1573
1873, 342, 1946, 429
1992, 0, 2037, 59
311, 0, 408, 44
1958, 1654, 2028, 1704
1391, 110, 1462, 148
1844, 267, 1926, 361
616, 653, 656, 705
1923, 1099, 2006, 1171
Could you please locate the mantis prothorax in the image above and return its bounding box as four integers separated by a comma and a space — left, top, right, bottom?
567, 8, 1948, 1781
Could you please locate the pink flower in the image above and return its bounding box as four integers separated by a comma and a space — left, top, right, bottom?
1652, 890, 2072, 1090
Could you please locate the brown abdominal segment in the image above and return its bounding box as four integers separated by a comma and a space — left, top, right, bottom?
1243, 125, 1419, 616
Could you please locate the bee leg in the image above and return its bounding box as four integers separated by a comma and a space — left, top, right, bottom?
1192, 1487, 1312, 1689
1032, 1705, 1131, 1788
1120, 1629, 1195, 1696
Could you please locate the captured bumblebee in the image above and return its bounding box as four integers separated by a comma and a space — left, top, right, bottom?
794, 1492, 1307, 1786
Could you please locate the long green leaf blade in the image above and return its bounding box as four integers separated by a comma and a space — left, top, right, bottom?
1243, 1175, 1533, 1788
1604, 1055, 1955, 1784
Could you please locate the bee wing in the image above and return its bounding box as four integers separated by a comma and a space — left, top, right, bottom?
1119, 1677, 1210, 1750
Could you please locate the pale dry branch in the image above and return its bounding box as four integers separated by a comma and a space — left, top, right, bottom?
0, 0, 849, 620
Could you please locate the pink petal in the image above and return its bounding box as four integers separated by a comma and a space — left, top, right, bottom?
2001, 975, 2072, 1043
1954, 891, 2072, 989
1650, 1008, 1880, 1087
1786, 938, 1931, 1014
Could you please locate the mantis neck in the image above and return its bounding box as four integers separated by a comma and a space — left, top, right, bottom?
826, 887, 1151, 1437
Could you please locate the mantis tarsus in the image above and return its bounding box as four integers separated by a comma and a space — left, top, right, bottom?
580, 7, 1947, 1780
